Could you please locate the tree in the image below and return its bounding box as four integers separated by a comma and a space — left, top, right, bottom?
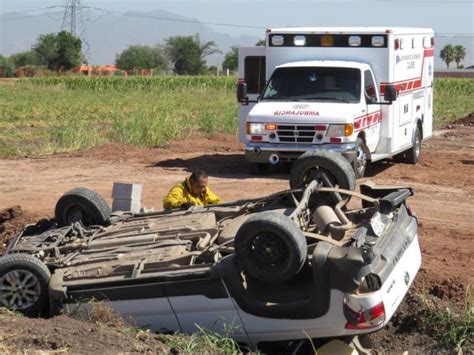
440, 44, 455, 69
165, 34, 220, 75
32, 31, 82, 71
255, 39, 266, 46
0, 55, 15, 77
115, 45, 168, 71
453, 45, 467, 69
9, 51, 42, 67
222, 45, 238, 71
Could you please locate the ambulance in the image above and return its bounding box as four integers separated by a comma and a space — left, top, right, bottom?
238, 27, 435, 177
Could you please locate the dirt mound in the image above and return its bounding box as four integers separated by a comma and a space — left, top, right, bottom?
369, 288, 472, 352
0, 206, 39, 255
446, 112, 474, 127
0, 310, 169, 353
414, 270, 468, 304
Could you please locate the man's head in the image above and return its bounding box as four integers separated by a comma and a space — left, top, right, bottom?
189, 170, 208, 197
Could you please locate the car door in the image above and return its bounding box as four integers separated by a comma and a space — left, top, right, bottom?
65, 281, 181, 334
164, 278, 250, 344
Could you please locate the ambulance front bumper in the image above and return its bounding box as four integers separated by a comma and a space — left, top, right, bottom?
245, 143, 357, 164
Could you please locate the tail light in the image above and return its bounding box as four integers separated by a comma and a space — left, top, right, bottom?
344, 301, 385, 330
407, 205, 419, 225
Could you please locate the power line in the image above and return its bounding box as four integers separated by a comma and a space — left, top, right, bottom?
0, 11, 64, 22
83, 6, 266, 30
0, 5, 60, 17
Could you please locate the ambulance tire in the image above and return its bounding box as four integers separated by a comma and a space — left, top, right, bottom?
405, 126, 422, 164
354, 138, 368, 178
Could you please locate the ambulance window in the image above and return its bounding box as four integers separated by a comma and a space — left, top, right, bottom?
244, 56, 266, 94
364, 70, 378, 103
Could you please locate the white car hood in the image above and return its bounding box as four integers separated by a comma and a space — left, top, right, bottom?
248, 101, 363, 124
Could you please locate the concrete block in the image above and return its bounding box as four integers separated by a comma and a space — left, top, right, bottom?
112, 198, 141, 213
112, 183, 142, 200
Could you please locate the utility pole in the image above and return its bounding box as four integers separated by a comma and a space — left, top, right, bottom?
61, 0, 81, 36
61, 0, 90, 61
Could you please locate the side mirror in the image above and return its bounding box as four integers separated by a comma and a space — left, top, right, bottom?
384, 84, 397, 102
237, 82, 248, 104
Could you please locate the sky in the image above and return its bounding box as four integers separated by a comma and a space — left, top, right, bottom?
1, 0, 473, 66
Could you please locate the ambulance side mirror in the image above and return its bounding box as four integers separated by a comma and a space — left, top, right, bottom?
384, 85, 397, 103
237, 83, 249, 105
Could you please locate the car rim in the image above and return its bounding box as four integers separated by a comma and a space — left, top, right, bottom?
356, 145, 367, 176
0, 270, 41, 310
66, 206, 93, 225
250, 233, 287, 268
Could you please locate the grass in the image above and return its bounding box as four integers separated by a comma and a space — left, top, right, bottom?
0, 76, 236, 156
433, 78, 474, 126
415, 287, 473, 352
0, 76, 472, 157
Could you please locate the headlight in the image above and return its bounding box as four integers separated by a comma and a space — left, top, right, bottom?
246, 122, 266, 135
326, 124, 353, 137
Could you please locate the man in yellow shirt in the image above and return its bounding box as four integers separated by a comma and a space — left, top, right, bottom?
163, 170, 221, 210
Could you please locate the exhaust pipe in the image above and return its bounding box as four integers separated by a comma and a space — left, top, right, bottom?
253, 147, 261, 155
269, 154, 280, 165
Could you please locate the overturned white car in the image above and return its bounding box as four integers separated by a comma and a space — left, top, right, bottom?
0, 165, 420, 350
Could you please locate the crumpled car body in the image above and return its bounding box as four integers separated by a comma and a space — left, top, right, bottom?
1, 181, 421, 349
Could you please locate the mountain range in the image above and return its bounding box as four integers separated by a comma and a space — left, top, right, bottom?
0, 9, 260, 66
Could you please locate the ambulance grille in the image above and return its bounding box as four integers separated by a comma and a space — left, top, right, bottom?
276, 125, 316, 143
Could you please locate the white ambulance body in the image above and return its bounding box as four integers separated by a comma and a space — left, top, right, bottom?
238, 27, 434, 177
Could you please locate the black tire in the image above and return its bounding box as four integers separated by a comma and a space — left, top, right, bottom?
354, 138, 368, 178
234, 211, 307, 284
405, 126, 422, 164
55, 187, 111, 227
289, 150, 356, 191
0, 254, 51, 317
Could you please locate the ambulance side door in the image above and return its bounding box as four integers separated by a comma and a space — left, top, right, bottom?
238, 47, 266, 143
363, 69, 382, 152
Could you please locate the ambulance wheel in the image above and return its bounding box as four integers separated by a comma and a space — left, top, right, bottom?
405, 126, 422, 164
354, 138, 368, 178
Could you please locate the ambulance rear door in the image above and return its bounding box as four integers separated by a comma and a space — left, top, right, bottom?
238, 47, 266, 143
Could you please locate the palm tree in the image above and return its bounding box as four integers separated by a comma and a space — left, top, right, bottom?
440, 44, 455, 69
453, 45, 467, 68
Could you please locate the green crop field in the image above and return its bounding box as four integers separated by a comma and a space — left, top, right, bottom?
0, 76, 472, 157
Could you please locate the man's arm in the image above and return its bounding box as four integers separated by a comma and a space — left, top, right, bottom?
204, 187, 221, 205
163, 185, 187, 210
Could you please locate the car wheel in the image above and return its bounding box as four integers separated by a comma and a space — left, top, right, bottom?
55, 187, 111, 227
405, 126, 422, 164
0, 254, 51, 317
234, 211, 307, 283
354, 138, 368, 178
289, 150, 356, 191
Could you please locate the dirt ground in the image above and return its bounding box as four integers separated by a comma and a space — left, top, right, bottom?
0, 119, 473, 352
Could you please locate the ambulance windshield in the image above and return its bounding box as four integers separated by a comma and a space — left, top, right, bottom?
261, 67, 361, 103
